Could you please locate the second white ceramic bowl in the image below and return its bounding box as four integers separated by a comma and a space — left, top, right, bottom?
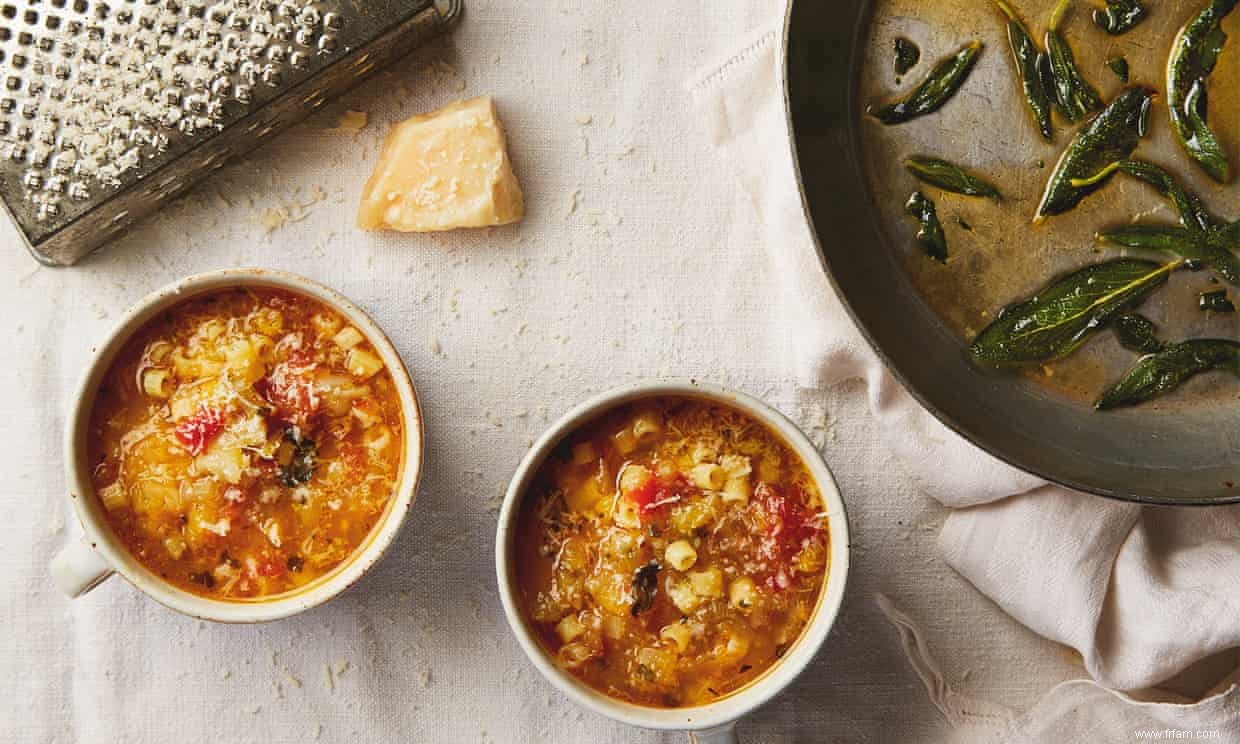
495, 381, 850, 743
50, 268, 425, 623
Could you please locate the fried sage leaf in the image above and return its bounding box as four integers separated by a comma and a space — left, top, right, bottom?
1113, 313, 1164, 353
1083, 159, 1240, 282
905, 191, 948, 263
277, 426, 318, 487
895, 37, 921, 75
1200, 289, 1236, 311
869, 40, 983, 124
969, 258, 1176, 366
1093, 0, 1147, 35
1108, 159, 1220, 232
904, 156, 1002, 198
1096, 339, 1240, 409
1046, 1, 1103, 122
631, 561, 660, 616
1036, 86, 1153, 218
1168, 0, 1237, 183
1098, 225, 1240, 282
995, 0, 1054, 140
1107, 56, 1129, 82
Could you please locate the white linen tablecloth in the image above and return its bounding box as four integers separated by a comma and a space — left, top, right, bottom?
2, 1, 1234, 742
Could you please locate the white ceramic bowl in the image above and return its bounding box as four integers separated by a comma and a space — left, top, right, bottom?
50, 268, 425, 623
495, 381, 851, 743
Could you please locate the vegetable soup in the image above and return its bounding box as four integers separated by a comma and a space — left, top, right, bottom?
515, 397, 831, 707
87, 287, 403, 600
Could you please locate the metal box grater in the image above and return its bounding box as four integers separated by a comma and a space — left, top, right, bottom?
0, 0, 463, 266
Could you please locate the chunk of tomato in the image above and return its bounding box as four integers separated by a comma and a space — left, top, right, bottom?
174, 405, 225, 456
256, 555, 286, 577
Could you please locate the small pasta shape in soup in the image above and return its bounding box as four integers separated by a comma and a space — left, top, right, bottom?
87, 288, 403, 600
515, 398, 831, 707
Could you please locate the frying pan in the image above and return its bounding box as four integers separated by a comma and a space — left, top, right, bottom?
780, 0, 1240, 505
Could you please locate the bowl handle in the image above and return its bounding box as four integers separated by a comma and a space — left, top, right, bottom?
51, 538, 114, 598
689, 723, 738, 744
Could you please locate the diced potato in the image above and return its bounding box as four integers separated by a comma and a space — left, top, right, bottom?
613, 498, 641, 529
721, 475, 751, 505
720, 454, 752, 478
312, 312, 343, 338
196, 318, 226, 342
586, 572, 632, 617
664, 540, 697, 572
131, 480, 178, 515
351, 399, 381, 428
600, 613, 625, 641
795, 541, 827, 575
141, 368, 173, 398
729, 577, 758, 610
558, 641, 600, 669
363, 424, 393, 451
564, 477, 607, 514
557, 536, 591, 573
163, 534, 187, 560
249, 308, 283, 335
98, 482, 128, 511
571, 441, 596, 466
669, 494, 720, 534
531, 592, 571, 623
195, 444, 248, 484
224, 339, 266, 384
688, 568, 723, 598
634, 646, 677, 688
667, 577, 701, 614
333, 326, 365, 350
345, 348, 384, 379
660, 622, 693, 653
690, 441, 719, 464
689, 463, 725, 490
618, 464, 652, 496
612, 428, 637, 455
556, 614, 587, 643
221, 412, 268, 450
717, 631, 751, 663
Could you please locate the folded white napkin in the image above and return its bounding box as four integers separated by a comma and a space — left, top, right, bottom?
689, 21, 1240, 739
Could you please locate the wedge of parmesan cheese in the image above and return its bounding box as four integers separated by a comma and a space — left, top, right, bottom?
357, 96, 525, 232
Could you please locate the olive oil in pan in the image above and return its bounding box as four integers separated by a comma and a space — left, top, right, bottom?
858, 0, 1240, 406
